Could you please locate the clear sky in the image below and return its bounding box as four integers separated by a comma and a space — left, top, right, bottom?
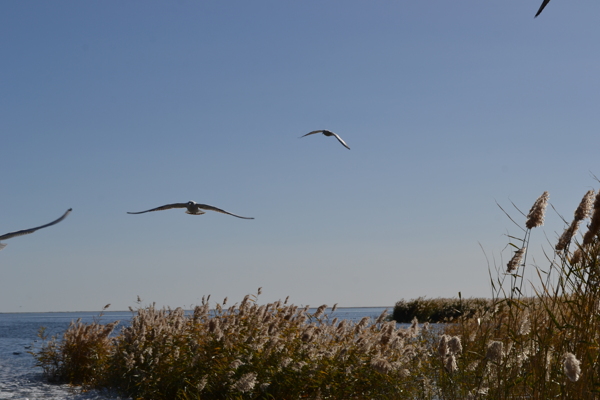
1, 1, 599, 312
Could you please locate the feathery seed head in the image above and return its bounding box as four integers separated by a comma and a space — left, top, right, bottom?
390, 335, 404, 350
336, 320, 348, 335
208, 318, 220, 333
445, 354, 458, 373
409, 317, 420, 336
241, 295, 250, 307
571, 247, 583, 264
291, 361, 307, 372
375, 309, 388, 325
519, 315, 531, 336
563, 352, 581, 382
556, 220, 580, 251
507, 247, 526, 273
232, 372, 257, 393
526, 191, 549, 229
230, 359, 244, 370
486, 341, 504, 363
313, 304, 327, 320
280, 357, 293, 368
399, 368, 410, 378
448, 336, 462, 355
301, 325, 317, 342
380, 332, 393, 346
438, 335, 449, 357
583, 191, 600, 245
357, 316, 370, 329
197, 376, 208, 392
575, 190, 595, 221
371, 357, 393, 373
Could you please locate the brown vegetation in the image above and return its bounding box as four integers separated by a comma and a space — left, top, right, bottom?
32, 186, 600, 399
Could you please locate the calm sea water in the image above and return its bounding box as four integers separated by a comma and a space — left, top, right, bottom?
0, 307, 391, 399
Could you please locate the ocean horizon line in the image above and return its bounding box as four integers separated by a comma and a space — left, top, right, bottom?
0, 305, 394, 315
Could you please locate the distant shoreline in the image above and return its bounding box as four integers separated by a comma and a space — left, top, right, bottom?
0, 306, 394, 315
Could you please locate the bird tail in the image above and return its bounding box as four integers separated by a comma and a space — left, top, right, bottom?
185, 210, 206, 215
0, 242, 7, 251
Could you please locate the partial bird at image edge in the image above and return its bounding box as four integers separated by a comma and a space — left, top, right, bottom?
0, 208, 73, 251
535, 0, 550, 17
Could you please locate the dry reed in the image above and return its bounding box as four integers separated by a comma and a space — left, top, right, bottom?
525, 191, 549, 229
34, 292, 435, 399
435, 186, 600, 399
33, 185, 600, 399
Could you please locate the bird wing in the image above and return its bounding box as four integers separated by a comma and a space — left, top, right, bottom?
330, 132, 350, 150
535, 0, 550, 17
300, 130, 324, 138
127, 203, 188, 214
196, 204, 254, 219
0, 208, 72, 241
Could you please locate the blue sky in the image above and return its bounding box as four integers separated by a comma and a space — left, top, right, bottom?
1, 1, 599, 312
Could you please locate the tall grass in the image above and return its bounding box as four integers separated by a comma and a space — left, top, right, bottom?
33, 292, 435, 399
430, 188, 600, 399
33, 186, 600, 399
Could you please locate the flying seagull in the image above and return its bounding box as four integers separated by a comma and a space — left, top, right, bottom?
300, 130, 350, 150
0, 208, 72, 251
535, 0, 550, 17
127, 201, 254, 219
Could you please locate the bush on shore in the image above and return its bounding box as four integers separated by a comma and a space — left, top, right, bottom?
392, 296, 494, 323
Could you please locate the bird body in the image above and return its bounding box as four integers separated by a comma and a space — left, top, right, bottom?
535, 0, 550, 17
0, 208, 72, 251
127, 201, 254, 219
301, 130, 350, 150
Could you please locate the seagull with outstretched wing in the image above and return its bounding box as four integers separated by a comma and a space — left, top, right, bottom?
127, 201, 254, 219
300, 130, 350, 150
535, 0, 550, 17
0, 208, 72, 251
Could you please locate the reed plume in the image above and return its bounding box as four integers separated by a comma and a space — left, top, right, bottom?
507, 247, 526, 273
563, 353, 581, 382
486, 341, 504, 363
574, 189, 595, 221
232, 372, 258, 393
438, 335, 449, 357
583, 191, 600, 245
556, 190, 595, 251
556, 220, 580, 251
445, 354, 457, 373
448, 336, 462, 355
525, 191, 549, 229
